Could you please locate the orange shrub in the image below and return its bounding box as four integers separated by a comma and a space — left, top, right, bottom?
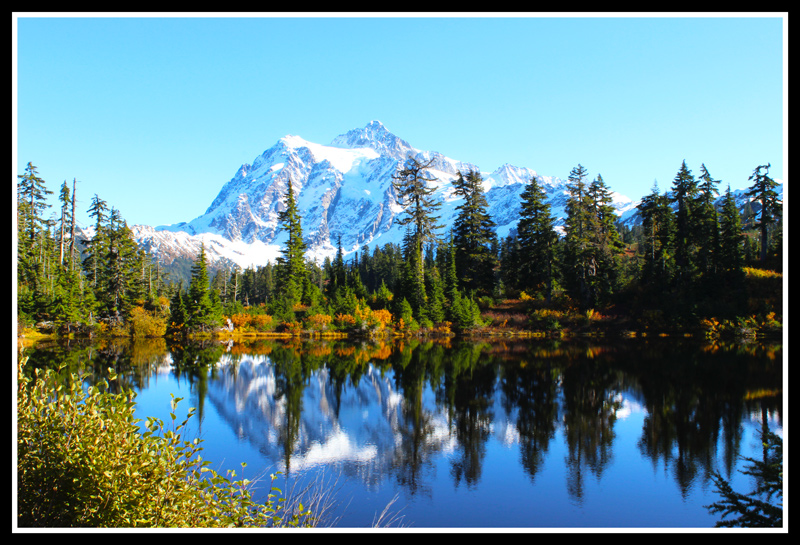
250, 314, 274, 332
228, 313, 274, 332
229, 313, 252, 330
371, 308, 393, 328
305, 313, 333, 331
334, 313, 357, 328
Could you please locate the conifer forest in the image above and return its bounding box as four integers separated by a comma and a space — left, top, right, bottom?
16, 157, 783, 341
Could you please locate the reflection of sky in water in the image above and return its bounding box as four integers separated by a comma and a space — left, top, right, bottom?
130, 354, 781, 529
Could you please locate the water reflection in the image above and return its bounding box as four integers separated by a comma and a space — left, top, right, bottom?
23, 336, 783, 524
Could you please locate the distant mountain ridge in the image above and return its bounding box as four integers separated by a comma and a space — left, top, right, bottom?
130, 120, 778, 279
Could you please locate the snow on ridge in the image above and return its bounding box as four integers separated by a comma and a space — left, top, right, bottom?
281, 134, 381, 174
137, 121, 689, 271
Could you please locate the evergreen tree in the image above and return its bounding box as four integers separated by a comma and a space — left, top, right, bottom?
275, 178, 307, 305
745, 163, 782, 266
57, 180, 73, 267
637, 182, 675, 290
17, 162, 52, 254
51, 266, 84, 328
717, 185, 746, 289
327, 235, 347, 297
695, 164, 722, 283
706, 431, 782, 528
186, 244, 218, 332
401, 228, 428, 322
443, 237, 460, 316
561, 164, 594, 308
498, 230, 522, 295
101, 208, 140, 320
83, 194, 110, 290
390, 155, 443, 249
585, 174, 625, 304
516, 175, 558, 301
670, 160, 699, 282
168, 282, 187, 335
372, 279, 394, 311
425, 264, 446, 325
451, 170, 497, 295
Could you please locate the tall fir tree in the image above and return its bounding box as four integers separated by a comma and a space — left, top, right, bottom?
745, 163, 782, 267
275, 178, 307, 305
695, 164, 722, 285
516, 175, 558, 301
83, 194, 110, 290
186, 243, 219, 332
717, 185, 746, 290
17, 162, 52, 256
451, 170, 497, 296
57, 180, 73, 268
670, 160, 699, 283
390, 156, 443, 249
561, 163, 594, 308
400, 228, 428, 322
637, 182, 676, 290
585, 174, 625, 304
101, 208, 139, 320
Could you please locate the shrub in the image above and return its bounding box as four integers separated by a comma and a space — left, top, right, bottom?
128, 306, 167, 338
334, 313, 357, 329
16, 358, 314, 528
304, 313, 333, 331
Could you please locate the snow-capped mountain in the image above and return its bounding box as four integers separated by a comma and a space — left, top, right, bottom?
130, 120, 641, 272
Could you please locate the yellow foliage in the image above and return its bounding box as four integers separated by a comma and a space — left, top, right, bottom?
305, 313, 333, 330
334, 313, 357, 328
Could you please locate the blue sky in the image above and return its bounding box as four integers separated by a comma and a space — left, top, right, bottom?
14, 13, 786, 230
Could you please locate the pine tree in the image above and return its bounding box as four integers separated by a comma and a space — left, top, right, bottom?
17, 162, 52, 254
451, 170, 497, 296
585, 174, 625, 304
391, 155, 443, 249
425, 264, 446, 325
637, 182, 675, 289
745, 163, 781, 267
561, 164, 594, 308
695, 164, 722, 285
516, 175, 558, 301
101, 209, 139, 320
17, 163, 53, 321
443, 237, 460, 314
327, 235, 347, 298
498, 230, 522, 295
57, 180, 72, 267
275, 178, 307, 305
168, 282, 187, 335
717, 185, 746, 289
186, 244, 217, 332
670, 160, 699, 283
401, 228, 428, 321
83, 194, 110, 290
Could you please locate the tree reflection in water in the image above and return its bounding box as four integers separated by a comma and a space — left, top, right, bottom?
23, 336, 782, 527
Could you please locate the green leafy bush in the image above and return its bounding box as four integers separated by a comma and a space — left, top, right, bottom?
16, 357, 314, 528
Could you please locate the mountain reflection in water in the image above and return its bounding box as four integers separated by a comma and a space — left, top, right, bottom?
24, 337, 783, 528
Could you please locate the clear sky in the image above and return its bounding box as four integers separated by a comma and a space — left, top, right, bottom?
14, 13, 786, 230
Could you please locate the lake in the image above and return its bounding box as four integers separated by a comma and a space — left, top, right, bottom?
22, 335, 783, 530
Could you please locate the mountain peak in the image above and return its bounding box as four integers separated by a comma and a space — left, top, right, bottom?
330, 120, 416, 161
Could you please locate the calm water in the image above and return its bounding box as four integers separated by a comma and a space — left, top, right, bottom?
23, 336, 783, 529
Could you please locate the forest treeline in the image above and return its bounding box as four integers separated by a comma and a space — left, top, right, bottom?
16, 157, 783, 340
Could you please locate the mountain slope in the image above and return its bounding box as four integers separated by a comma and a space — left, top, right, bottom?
135, 120, 775, 277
